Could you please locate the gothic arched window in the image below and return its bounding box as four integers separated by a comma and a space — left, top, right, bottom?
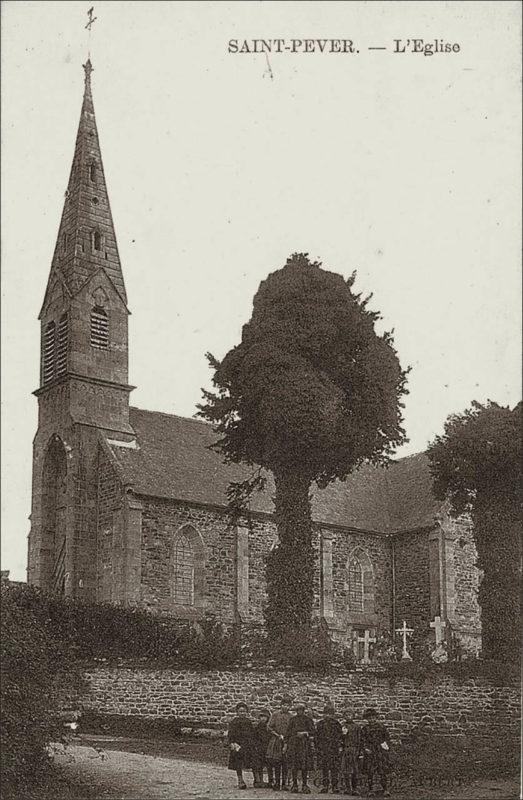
42, 321, 56, 384
90, 306, 109, 349
348, 555, 364, 612
173, 534, 194, 605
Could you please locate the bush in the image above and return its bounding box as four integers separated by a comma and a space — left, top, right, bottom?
0, 585, 241, 797
179, 614, 239, 669
0, 584, 83, 797
0, 585, 240, 668
238, 621, 344, 672
3, 585, 186, 662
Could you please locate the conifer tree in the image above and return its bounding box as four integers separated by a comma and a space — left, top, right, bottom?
198, 253, 408, 639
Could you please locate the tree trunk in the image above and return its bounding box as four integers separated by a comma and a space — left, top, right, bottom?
473, 501, 521, 662
264, 470, 314, 639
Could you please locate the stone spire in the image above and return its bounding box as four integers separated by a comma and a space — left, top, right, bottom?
40, 60, 127, 317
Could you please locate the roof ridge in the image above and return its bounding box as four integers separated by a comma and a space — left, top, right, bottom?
129, 406, 212, 429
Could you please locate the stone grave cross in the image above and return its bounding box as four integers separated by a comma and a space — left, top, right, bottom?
356, 629, 376, 664
395, 620, 414, 660
430, 615, 446, 646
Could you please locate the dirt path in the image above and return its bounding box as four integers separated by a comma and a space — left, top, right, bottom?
54, 740, 520, 800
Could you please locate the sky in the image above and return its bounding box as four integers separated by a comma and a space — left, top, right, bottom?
1, 1, 521, 581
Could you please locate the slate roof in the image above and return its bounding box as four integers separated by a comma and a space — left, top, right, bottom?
104, 407, 442, 535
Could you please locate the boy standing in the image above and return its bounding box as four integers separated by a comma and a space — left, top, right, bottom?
227, 702, 255, 790
341, 714, 362, 796
360, 708, 392, 797
285, 702, 315, 794
252, 708, 274, 788
315, 704, 344, 793
267, 695, 293, 790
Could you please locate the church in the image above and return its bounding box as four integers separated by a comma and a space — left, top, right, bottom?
27, 61, 482, 660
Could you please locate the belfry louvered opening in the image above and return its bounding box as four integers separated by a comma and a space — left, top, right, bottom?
56, 313, 69, 376
90, 306, 109, 349
42, 321, 56, 384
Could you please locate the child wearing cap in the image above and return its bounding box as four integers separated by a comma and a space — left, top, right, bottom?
315, 703, 344, 794
285, 702, 315, 794
252, 708, 274, 788
227, 702, 255, 790
361, 708, 392, 797
340, 713, 362, 796
267, 695, 293, 790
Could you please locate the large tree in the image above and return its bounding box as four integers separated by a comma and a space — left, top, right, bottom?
427, 401, 521, 662
198, 253, 408, 638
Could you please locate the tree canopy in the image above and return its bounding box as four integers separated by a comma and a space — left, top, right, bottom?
200, 253, 408, 484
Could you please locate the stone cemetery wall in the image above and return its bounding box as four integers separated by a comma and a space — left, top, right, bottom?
80, 666, 519, 743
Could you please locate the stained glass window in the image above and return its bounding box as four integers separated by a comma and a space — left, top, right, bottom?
348, 556, 364, 612
173, 534, 194, 605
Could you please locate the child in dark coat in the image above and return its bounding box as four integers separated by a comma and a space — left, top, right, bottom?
341, 714, 362, 796
267, 695, 293, 790
315, 704, 344, 793
252, 709, 274, 788
285, 702, 315, 794
360, 708, 392, 797
228, 702, 255, 790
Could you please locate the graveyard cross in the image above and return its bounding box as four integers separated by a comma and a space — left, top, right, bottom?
430, 615, 446, 646
356, 629, 376, 664
395, 620, 414, 660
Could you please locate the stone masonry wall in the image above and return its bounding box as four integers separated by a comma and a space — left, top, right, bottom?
140, 499, 393, 636
141, 499, 240, 620
81, 666, 519, 744
452, 523, 482, 647
241, 516, 277, 623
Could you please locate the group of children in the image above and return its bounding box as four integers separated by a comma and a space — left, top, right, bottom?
227, 696, 392, 796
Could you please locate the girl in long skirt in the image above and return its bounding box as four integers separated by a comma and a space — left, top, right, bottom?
228, 702, 255, 790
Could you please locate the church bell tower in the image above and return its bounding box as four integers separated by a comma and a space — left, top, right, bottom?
28, 61, 134, 597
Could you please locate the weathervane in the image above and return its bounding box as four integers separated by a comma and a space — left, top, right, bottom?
85, 6, 97, 57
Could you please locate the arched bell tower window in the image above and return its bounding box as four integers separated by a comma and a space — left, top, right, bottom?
56, 313, 69, 376
42, 321, 56, 384
90, 306, 109, 349
89, 162, 97, 183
